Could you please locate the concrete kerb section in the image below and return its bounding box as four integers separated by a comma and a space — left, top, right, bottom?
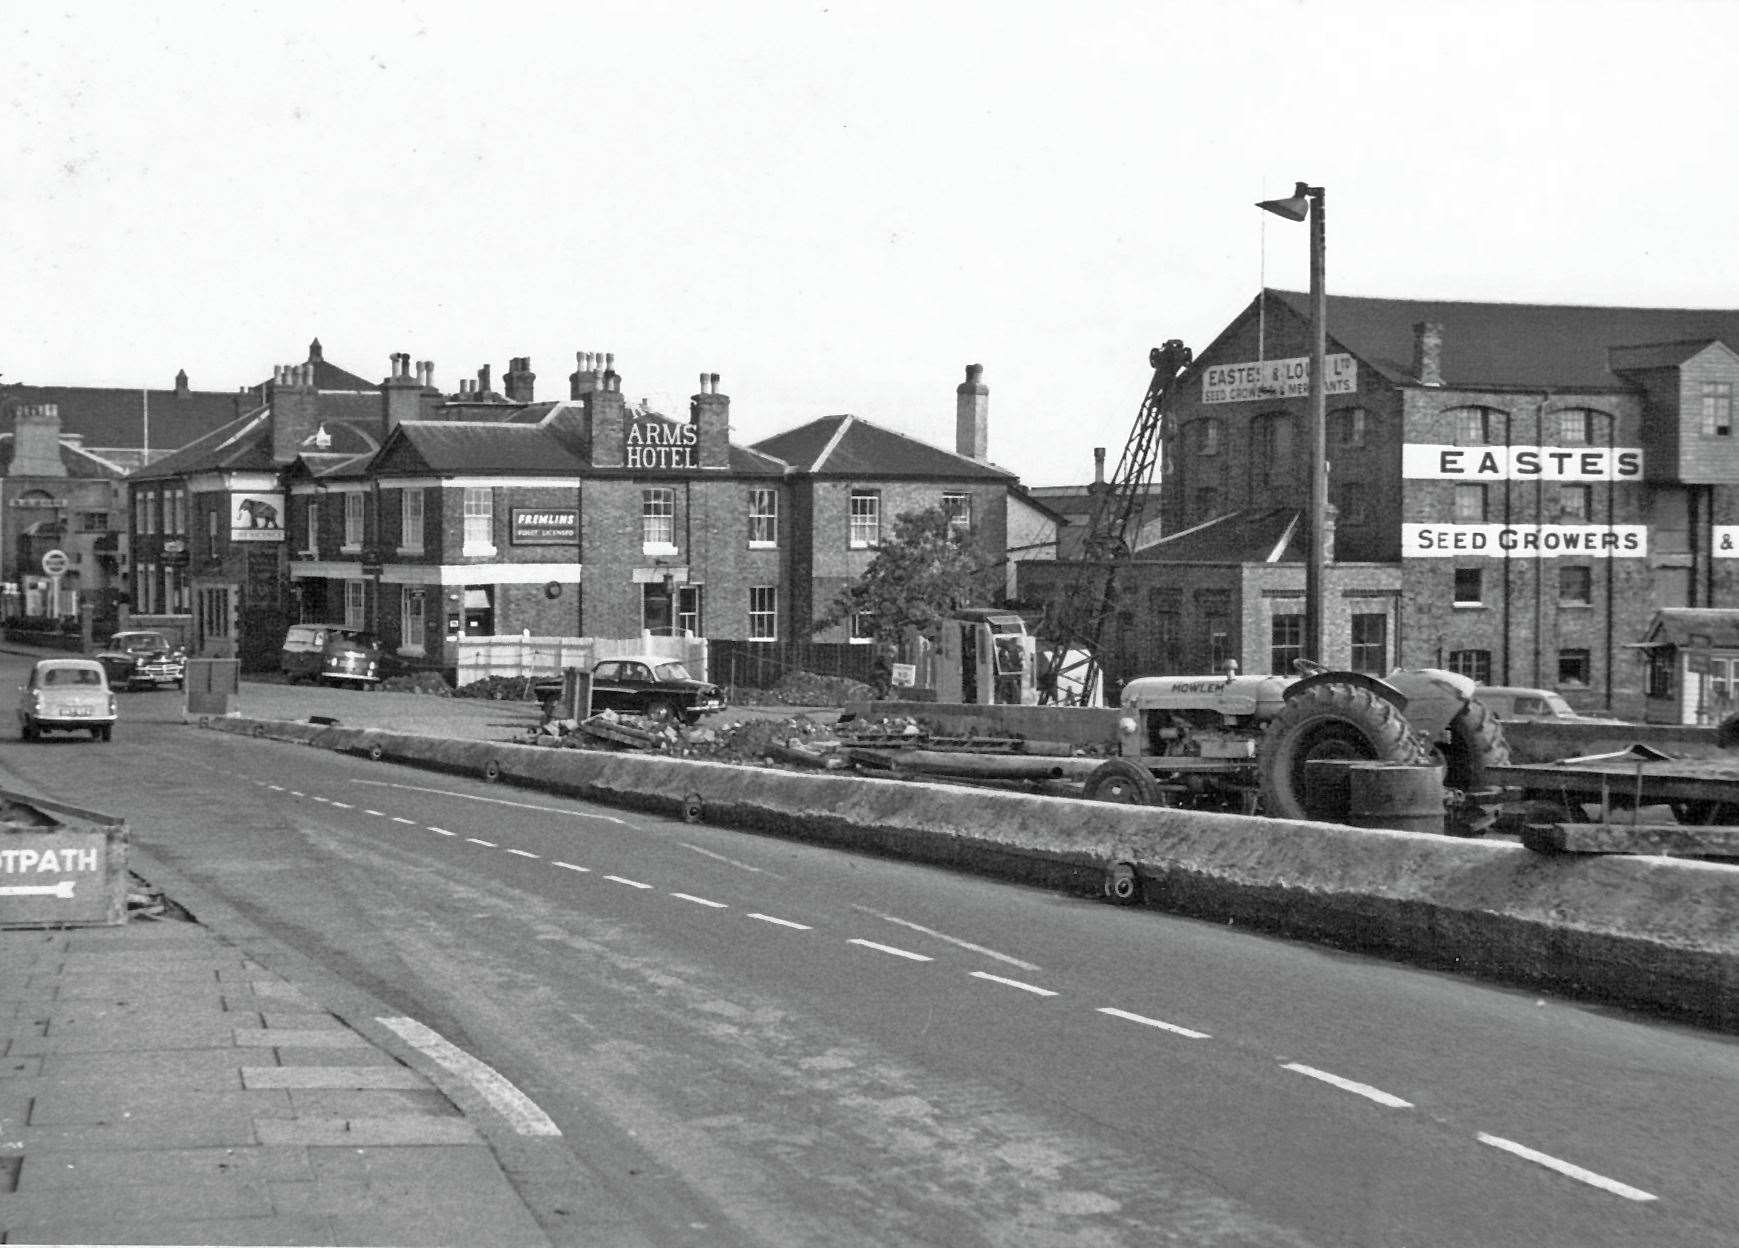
209, 716, 1739, 1033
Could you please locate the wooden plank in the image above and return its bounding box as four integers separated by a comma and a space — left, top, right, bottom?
1522, 822, 1739, 857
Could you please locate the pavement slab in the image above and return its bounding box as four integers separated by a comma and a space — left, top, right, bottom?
241, 1065, 430, 1090
0, 1211, 342, 1245
254, 1115, 483, 1147
27, 1086, 294, 1126
16, 1144, 315, 1188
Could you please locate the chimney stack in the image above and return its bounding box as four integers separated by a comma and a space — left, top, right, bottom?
9, 404, 67, 478
1413, 321, 1444, 387
955, 363, 989, 460
690, 370, 730, 469
1093, 447, 1106, 485
585, 353, 626, 467
570, 349, 609, 399
174, 369, 189, 397
477, 364, 492, 398
382, 351, 424, 432
504, 356, 536, 403
270, 361, 322, 465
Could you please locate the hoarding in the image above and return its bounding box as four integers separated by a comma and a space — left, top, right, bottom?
1201, 354, 1357, 404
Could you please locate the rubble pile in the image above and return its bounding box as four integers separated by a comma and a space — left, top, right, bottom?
453, 674, 543, 701
734, 670, 874, 707
379, 671, 453, 696
534, 709, 847, 769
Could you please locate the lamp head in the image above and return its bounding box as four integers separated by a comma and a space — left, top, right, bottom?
1256, 181, 1314, 222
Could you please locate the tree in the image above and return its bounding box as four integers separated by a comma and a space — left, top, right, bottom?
813, 505, 1000, 645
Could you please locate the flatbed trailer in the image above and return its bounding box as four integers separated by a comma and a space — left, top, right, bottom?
1488, 750, 1739, 826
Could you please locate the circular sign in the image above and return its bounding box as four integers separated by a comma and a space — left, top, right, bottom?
40, 549, 69, 576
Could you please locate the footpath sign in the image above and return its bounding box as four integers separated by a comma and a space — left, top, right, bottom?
0, 790, 128, 927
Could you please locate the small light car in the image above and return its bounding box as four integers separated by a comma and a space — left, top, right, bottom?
586, 655, 727, 724
19, 657, 117, 742
280, 624, 383, 687
94, 630, 187, 690
1474, 685, 1627, 725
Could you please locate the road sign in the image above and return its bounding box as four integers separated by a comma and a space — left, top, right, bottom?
40, 549, 69, 576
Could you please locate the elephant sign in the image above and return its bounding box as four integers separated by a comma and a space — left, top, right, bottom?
230, 492, 286, 542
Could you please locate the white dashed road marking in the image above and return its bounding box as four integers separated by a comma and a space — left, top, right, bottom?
377, 1016, 561, 1138
353, 779, 632, 826
365, 810, 386, 818
466, 838, 497, 847
969, 971, 1057, 997
748, 913, 812, 930
1283, 1063, 1414, 1108
429, 827, 455, 836
552, 861, 590, 873
330, 801, 354, 809
852, 907, 1039, 971
671, 893, 728, 908
392, 816, 416, 825
1477, 1133, 1657, 1202
605, 875, 653, 889
849, 939, 933, 962
1097, 1007, 1210, 1040
506, 849, 540, 859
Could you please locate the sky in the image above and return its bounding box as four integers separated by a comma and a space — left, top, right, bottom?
7, 0, 1739, 485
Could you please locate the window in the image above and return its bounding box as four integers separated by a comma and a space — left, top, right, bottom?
143, 490, 158, 535
748, 586, 778, 640
1558, 409, 1588, 444
1257, 412, 1294, 483
1270, 611, 1304, 675
1194, 419, 1223, 456
1559, 483, 1592, 522
849, 490, 881, 548
942, 492, 972, 535
401, 586, 427, 653
1455, 408, 1489, 445
1453, 567, 1483, 605
344, 491, 365, 548
1702, 382, 1733, 437
642, 488, 675, 551
1453, 483, 1487, 524
1646, 648, 1673, 699
677, 586, 703, 637
1351, 612, 1388, 674
132, 490, 146, 535
1448, 649, 1492, 683
165, 566, 187, 614
850, 608, 875, 642
463, 487, 494, 554
1209, 631, 1231, 673
1558, 648, 1592, 687
1559, 565, 1592, 605
749, 488, 778, 547
78, 512, 110, 532
305, 500, 319, 555
1330, 407, 1368, 448
400, 488, 424, 552
136, 563, 156, 614
344, 580, 367, 629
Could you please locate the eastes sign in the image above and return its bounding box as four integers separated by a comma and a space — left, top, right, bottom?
1403, 444, 1643, 481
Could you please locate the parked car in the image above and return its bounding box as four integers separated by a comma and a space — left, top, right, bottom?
586, 655, 727, 724
18, 657, 117, 742
280, 624, 384, 687
1474, 685, 1627, 725
93, 629, 186, 690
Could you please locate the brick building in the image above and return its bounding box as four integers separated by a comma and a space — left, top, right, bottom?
128, 345, 1030, 678
1020, 289, 1739, 720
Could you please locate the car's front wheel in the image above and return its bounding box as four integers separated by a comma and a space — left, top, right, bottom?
94, 725, 112, 742
20, 718, 35, 742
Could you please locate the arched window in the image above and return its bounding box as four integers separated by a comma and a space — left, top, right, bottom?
1255, 411, 1294, 484
1555, 408, 1612, 445
1191, 418, 1224, 457
1329, 406, 1369, 448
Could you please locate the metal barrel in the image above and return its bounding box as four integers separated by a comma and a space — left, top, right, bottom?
1346, 762, 1447, 835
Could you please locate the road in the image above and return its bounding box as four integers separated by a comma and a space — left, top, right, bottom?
3, 655, 1736, 1247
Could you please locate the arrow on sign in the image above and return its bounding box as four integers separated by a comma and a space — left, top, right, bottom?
0, 881, 77, 899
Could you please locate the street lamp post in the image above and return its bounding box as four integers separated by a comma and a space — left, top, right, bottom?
1256, 181, 1328, 663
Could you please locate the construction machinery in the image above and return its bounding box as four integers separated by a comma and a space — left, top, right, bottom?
1036, 340, 1193, 706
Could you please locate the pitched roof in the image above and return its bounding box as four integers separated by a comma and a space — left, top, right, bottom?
1637, 608, 1739, 649
752, 414, 1014, 480
373, 422, 589, 476
1134, 507, 1302, 562
252, 340, 377, 393
0, 383, 251, 454
0, 435, 129, 479
129, 407, 276, 479
1260, 288, 1739, 391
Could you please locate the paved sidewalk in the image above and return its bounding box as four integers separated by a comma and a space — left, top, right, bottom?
0, 915, 553, 1246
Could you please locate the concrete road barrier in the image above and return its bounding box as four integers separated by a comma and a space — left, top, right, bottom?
212, 716, 1739, 1032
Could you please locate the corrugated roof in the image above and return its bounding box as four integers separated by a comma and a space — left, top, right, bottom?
752, 414, 1014, 480
1261, 288, 1739, 391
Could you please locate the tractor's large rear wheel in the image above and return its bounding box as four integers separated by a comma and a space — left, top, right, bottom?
1258, 684, 1427, 821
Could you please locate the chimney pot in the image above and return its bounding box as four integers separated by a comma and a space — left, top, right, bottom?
1093, 447, 1106, 484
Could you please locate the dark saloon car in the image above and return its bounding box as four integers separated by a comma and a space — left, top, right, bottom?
587, 655, 727, 724
93, 630, 187, 690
